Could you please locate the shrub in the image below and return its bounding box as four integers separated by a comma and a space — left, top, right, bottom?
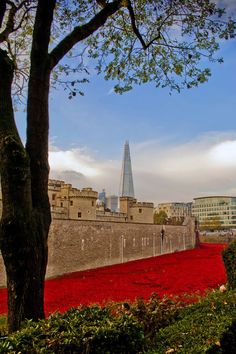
0, 305, 146, 353
127, 293, 183, 345
152, 290, 236, 353
216, 318, 236, 353
0, 316, 7, 336
4, 291, 236, 354
206, 319, 236, 353
222, 241, 236, 289
0, 294, 184, 354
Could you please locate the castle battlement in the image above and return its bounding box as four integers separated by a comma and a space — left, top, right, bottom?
48, 179, 65, 187
132, 202, 154, 208
61, 183, 72, 189
70, 190, 98, 199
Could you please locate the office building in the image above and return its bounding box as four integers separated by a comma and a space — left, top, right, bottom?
192, 196, 236, 229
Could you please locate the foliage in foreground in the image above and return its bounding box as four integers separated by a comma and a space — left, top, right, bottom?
152, 289, 236, 353
0, 316, 7, 336
222, 240, 236, 290
1, 290, 236, 353
0, 294, 180, 353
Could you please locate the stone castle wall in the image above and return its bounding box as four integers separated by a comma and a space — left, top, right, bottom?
0, 218, 196, 287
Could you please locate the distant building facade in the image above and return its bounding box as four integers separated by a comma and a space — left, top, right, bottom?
48, 179, 98, 220
98, 190, 119, 212
98, 189, 106, 204
192, 196, 236, 229
49, 179, 154, 224
156, 202, 192, 221
105, 195, 119, 212
120, 197, 154, 224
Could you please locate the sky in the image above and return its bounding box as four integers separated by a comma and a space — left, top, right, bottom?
15, 2, 236, 206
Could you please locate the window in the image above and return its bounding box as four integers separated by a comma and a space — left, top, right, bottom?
70, 200, 73, 206
92, 200, 94, 206
139, 208, 142, 213
78, 212, 82, 218
52, 194, 56, 201
60, 202, 63, 207
130, 215, 133, 220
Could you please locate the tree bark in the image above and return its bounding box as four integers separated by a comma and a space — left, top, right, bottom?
0, 49, 45, 332
25, 0, 56, 324
0, 0, 55, 330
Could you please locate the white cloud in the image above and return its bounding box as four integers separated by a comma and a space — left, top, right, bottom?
49, 145, 121, 195
49, 149, 99, 177
49, 132, 236, 205
209, 140, 236, 167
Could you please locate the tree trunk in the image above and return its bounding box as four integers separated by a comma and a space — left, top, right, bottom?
24, 0, 55, 325
0, 49, 47, 333
0, 0, 56, 332
0, 48, 49, 333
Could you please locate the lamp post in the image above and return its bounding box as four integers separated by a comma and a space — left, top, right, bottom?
195, 218, 200, 248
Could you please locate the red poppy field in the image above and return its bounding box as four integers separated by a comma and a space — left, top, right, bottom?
0, 243, 227, 316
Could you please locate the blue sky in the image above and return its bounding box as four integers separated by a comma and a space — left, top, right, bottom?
47, 37, 235, 157
15, 4, 236, 205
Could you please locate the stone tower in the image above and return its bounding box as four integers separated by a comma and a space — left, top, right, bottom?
120, 141, 135, 198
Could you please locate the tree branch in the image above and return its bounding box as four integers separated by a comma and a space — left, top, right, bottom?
0, 48, 22, 143
26, 0, 56, 210
13, 5, 37, 32
126, 0, 147, 49
0, 0, 7, 28
49, 0, 123, 70
126, 1, 179, 51
0, 0, 30, 43
0, 1, 17, 43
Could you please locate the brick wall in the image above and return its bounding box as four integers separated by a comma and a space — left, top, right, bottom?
0, 218, 196, 287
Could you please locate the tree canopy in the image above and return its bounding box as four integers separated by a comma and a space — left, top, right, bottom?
154, 210, 168, 225
1, 0, 235, 100
200, 216, 222, 231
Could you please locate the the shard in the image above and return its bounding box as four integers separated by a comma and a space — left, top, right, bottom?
119, 141, 135, 198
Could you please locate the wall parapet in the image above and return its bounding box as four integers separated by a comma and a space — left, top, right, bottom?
132, 202, 154, 208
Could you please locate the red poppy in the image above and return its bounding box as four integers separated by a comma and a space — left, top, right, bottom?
0, 243, 227, 316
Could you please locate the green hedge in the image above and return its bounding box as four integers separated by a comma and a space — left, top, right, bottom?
2, 291, 236, 353
0, 294, 180, 354
151, 290, 236, 353
222, 241, 236, 290
0, 316, 6, 334
0, 306, 144, 354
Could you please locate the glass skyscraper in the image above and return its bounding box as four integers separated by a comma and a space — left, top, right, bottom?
119, 141, 135, 198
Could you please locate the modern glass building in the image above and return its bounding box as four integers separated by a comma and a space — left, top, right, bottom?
105, 195, 119, 212
98, 189, 106, 204
119, 141, 135, 198
192, 196, 236, 229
